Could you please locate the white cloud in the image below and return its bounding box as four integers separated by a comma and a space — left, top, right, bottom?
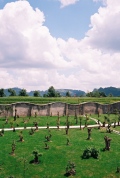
0, 0, 120, 92
86, 0, 120, 52
59, 0, 79, 8
0, 1, 70, 69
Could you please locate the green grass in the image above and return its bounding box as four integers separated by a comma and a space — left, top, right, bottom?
0, 127, 120, 178
0, 115, 96, 129
0, 96, 120, 104
90, 113, 120, 125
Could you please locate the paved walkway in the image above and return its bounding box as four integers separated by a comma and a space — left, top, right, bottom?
89, 117, 102, 126
0, 124, 120, 135
0, 124, 100, 131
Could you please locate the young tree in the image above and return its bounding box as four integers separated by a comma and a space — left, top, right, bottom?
29, 128, 34, 135
10, 140, 16, 155
32, 150, 42, 164
104, 136, 112, 151
45, 134, 52, 142
44, 142, 49, 149
65, 161, 76, 176
87, 128, 92, 140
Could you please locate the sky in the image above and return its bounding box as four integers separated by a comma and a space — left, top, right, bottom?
0, 0, 120, 92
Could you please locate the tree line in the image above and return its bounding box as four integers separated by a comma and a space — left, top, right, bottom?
0, 86, 108, 97
0, 86, 72, 97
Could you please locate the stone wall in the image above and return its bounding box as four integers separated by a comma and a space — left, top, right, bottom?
0, 101, 120, 118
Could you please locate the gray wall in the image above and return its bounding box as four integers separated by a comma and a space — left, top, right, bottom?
0, 101, 120, 117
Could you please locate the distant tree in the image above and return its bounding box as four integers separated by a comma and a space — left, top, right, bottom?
46, 86, 61, 97
99, 92, 106, 97
86, 91, 106, 97
47, 86, 56, 97
86, 92, 93, 97
19, 89, 28, 96
55, 91, 61, 97
66, 91, 71, 97
0, 88, 6, 97
108, 93, 113, 97
8, 88, 16, 96
33, 90, 40, 97
43, 93, 47, 97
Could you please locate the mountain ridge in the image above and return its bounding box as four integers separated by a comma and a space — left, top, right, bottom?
3, 86, 120, 97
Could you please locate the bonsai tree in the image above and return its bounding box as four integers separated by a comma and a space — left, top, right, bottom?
45, 134, 52, 142
84, 115, 88, 127
65, 161, 76, 176
29, 128, 34, 135
87, 128, 92, 140
33, 121, 38, 131
66, 116, 70, 129
13, 127, 16, 132
113, 119, 116, 128
46, 123, 49, 129
44, 142, 49, 149
66, 138, 70, 145
106, 123, 112, 133
65, 127, 69, 135
56, 121, 60, 130
32, 150, 42, 164
116, 167, 120, 173
0, 129, 4, 137
104, 136, 112, 151
19, 132, 24, 142
10, 140, 16, 155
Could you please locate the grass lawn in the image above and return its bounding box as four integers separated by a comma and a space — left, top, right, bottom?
0, 115, 96, 129
90, 113, 119, 123
0, 115, 120, 178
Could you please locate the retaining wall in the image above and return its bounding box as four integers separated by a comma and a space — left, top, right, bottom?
0, 101, 120, 118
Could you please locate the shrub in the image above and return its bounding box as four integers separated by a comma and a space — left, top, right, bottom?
82, 147, 99, 159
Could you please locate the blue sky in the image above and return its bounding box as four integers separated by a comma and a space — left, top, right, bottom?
0, 0, 103, 39
0, 0, 120, 92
